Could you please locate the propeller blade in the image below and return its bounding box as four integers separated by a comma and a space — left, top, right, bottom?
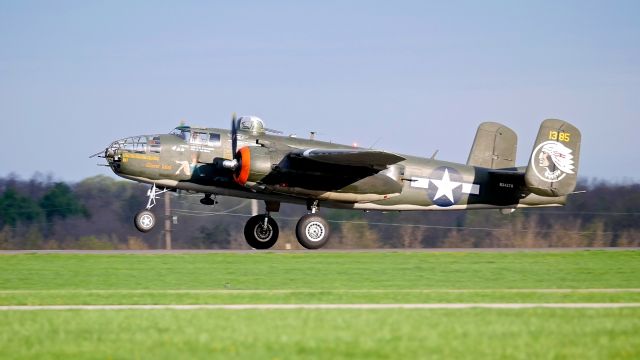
231, 112, 238, 156
222, 112, 240, 170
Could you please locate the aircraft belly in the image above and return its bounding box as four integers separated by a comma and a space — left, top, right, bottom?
264, 186, 400, 203
116, 173, 308, 205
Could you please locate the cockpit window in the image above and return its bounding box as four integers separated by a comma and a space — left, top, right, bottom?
115, 136, 148, 153
171, 127, 220, 147
170, 127, 191, 141
187, 131, 221, 147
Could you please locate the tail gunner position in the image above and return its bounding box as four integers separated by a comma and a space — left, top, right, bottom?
93, 116, 581, 250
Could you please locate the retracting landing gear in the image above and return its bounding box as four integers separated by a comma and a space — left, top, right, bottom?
243, 201, 280, 249
134, 184, 169, 233
295, 200, 331, 249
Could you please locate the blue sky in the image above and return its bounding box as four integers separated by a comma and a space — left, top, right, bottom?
1, 1, 638, 182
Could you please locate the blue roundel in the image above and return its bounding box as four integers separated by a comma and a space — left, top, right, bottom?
427, 167, 464, 207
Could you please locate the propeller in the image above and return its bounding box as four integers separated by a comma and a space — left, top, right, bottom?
231, 112, 238, 156
222, 113, 240, 170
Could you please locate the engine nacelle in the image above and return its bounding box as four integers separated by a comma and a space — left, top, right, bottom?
234, 146, 275, 185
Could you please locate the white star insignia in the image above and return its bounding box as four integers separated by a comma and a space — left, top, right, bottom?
430, 168, 462, 203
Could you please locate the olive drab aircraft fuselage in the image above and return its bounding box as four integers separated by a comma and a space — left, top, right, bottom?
95, 116, 581, 249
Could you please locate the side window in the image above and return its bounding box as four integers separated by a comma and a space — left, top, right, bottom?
190, 132, 209, 145
208, 133, 221, 147
189, 131, 220, 147
149, 136, 161, 153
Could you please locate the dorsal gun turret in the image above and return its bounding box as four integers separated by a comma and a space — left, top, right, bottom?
238, 116, 266, 135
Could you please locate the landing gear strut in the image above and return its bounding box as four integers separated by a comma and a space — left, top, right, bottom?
133, 184, 168, 233
295, 200, 331, 249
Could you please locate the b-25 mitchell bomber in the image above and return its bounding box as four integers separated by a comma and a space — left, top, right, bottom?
93, 116, 581, 250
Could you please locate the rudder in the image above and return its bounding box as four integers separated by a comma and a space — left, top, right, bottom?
525, 119, 581, 196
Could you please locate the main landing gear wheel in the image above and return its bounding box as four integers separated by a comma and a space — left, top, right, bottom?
296, 214, 331, 249
244, 214, 279, 250
134, 210, 156, 233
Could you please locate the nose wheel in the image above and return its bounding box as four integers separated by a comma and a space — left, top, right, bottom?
134, 210, 156, 233
133, 184, 169, 233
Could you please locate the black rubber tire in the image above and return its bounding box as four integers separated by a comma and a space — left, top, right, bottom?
295, 214, 331, 249
134, 210, 156, 233
244, 214, 279, 249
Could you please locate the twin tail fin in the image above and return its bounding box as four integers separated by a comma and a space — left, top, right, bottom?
524, 119, 581, 197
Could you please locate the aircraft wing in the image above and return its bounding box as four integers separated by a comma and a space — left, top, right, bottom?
291, 148, 405, 168
255, 148, 406, 193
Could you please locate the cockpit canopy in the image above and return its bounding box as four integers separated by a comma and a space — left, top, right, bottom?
169, 126, 221, 147
168, 116, 270, 145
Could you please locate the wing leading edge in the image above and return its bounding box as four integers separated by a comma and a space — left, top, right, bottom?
292, 148, 405, 168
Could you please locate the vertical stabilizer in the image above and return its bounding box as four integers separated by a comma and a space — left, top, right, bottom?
467, 122, 517, 169
525, 119, 581, 196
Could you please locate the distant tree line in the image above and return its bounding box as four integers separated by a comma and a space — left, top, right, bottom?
0, 174, 638, 249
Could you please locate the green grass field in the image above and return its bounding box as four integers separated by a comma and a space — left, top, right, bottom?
1, 250, 639, 359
